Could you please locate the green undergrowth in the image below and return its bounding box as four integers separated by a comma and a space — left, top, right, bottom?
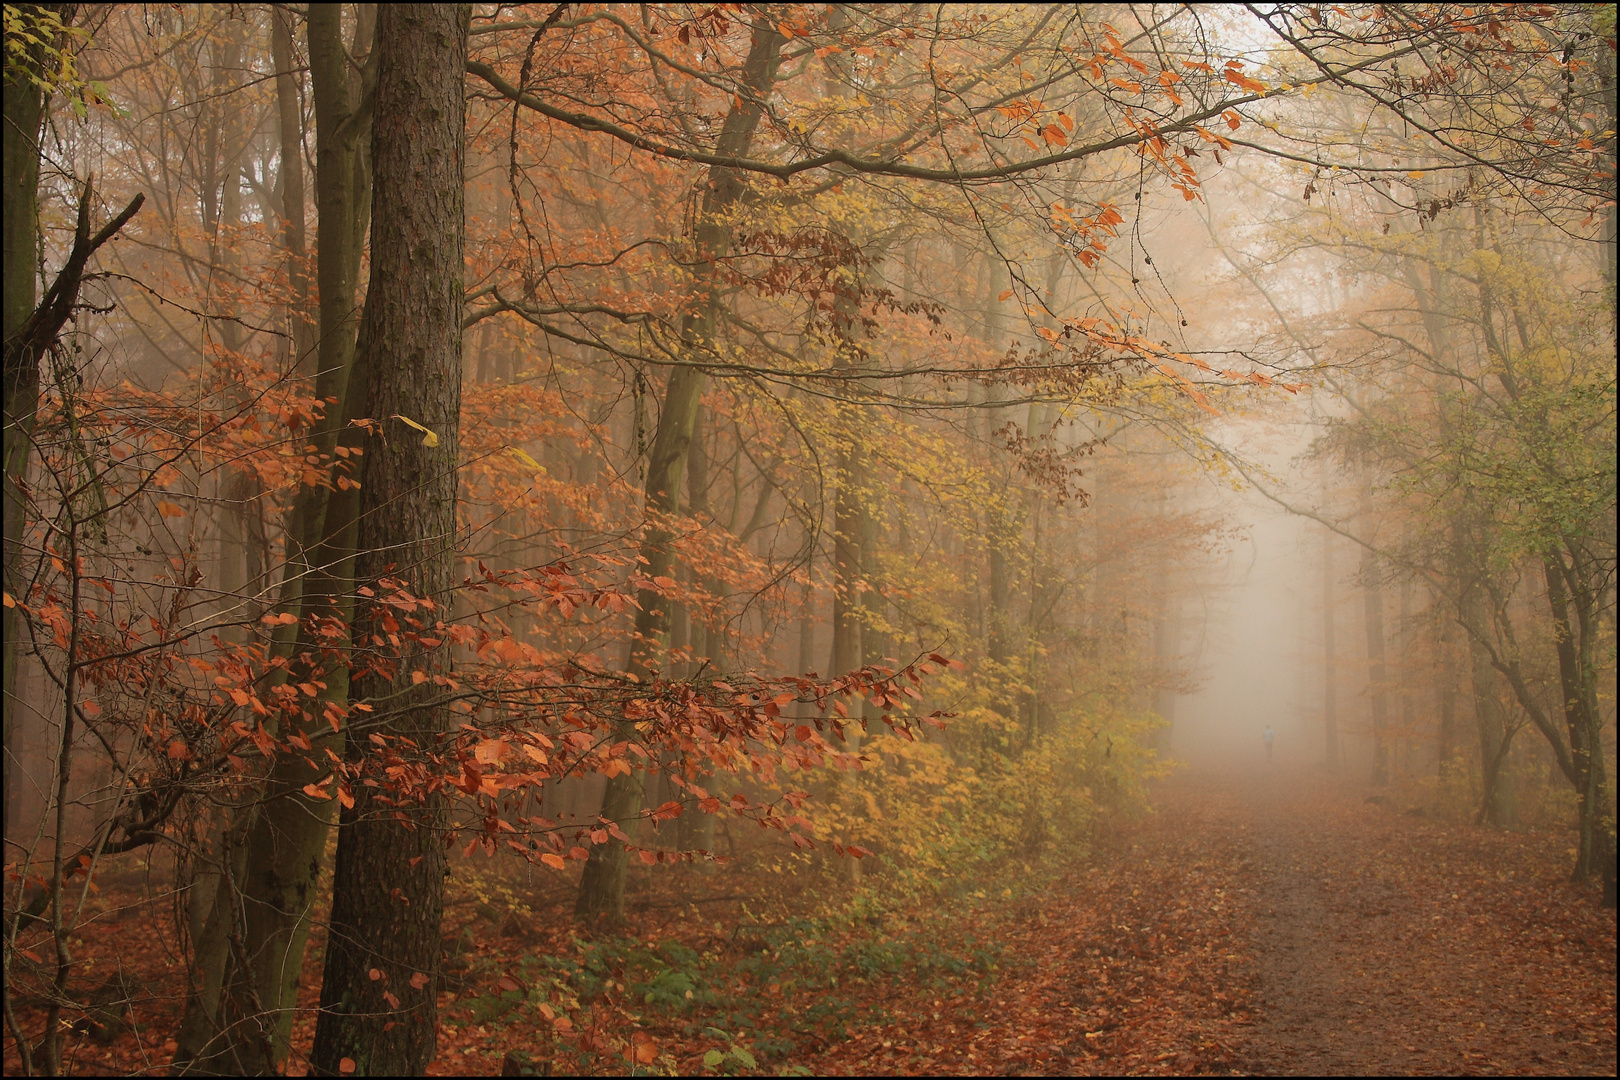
451, 901, 1017, 1075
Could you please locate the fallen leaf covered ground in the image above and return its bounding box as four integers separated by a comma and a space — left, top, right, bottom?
6, 762, 1614, 1075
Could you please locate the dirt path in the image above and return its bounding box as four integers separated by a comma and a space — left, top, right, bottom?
1232, 766, 1615, 1076
812, 764, 1616, 1076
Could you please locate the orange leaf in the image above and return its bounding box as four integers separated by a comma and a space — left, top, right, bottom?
410, 971, 430, 990
368, 968, 383, 981
157, 501, 186, 518
541, 852, 567, 869
997, 289, 1014, 301
339, 1059, 355, 1075
303, 781, 332, 800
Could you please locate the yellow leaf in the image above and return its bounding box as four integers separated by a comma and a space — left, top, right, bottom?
507, 446, 546, 474
393, 415, 440, 447
1407, 170, 1425, 179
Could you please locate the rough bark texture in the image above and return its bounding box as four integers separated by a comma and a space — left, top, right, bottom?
309, 6, 468, 1074
574, 20, 785, 925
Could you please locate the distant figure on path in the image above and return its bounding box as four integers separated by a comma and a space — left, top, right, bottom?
1263, 725, 1275, 761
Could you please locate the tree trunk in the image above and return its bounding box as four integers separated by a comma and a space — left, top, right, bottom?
1461, 586, 1518, 828
674, 404, 714, 859
309, 6, 468, 1075
1542, 552, 1616, 904
2, 1, 63, 841
172, 8, 377, 1071
271, 4, 314, 371
1362, 547, 1390, 786
575, 20, 784, 924
1322, 525, 1340, 771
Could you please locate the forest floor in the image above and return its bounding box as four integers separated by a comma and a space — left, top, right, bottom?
789, 763, 1617, 1076
5, 762, 1614, 1076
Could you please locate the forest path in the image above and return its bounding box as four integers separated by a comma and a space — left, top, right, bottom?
1229, 765, 1615, 1075
819, 763, 1616, 1076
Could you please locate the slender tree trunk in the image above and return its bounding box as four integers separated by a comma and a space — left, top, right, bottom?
1362, 547, 1390, 786
674, 405, 714, 859
575, 20, 784, 924
173, 8, 377, 1072
309, 7, 468, 1074
1435, 618, 1458, 775
1322, 525, 1340, 771
271, 5, 313, 371
1542, 553, 1616, 904
1461, 584, 1518, 828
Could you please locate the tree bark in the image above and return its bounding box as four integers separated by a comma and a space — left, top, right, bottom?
308, 5, 468, 1075
2, 1, 75, 844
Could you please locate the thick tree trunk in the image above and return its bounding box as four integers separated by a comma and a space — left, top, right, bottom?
575, 20, 784, 924
309, 6, 468, 1075
2, 2, 65, 842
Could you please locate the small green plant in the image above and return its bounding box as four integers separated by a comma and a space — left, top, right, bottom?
701, 1027, 758, 1075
